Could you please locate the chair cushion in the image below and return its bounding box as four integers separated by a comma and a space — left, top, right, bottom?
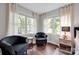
13, 43, 27, 55
36, 38, 46, 40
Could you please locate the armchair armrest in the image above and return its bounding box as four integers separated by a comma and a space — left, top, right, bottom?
0, 41, 15, 55
1, 41, 11, 47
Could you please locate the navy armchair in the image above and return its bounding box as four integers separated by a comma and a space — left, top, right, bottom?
0, 35, 27, 55
35, 32, 47, 46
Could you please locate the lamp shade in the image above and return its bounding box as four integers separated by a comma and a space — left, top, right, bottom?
62, 27, 70, 32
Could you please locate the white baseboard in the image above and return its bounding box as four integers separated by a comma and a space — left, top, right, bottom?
47, 41, 59, 46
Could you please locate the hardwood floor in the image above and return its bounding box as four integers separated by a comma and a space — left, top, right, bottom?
27, 43, 68, 55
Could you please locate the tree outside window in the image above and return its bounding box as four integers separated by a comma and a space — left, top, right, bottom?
17, 15, 25, 34
50, 17, 61, 34
44, 17, 60, 34
15, 14, 36, 34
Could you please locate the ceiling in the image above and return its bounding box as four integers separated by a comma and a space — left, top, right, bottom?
18, 3, 69, 14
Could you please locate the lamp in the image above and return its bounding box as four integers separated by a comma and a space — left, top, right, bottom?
62, 27, 70, 40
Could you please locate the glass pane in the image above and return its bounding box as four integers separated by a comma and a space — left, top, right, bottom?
26, 17, 34, 33
53, 17, 61, 34
17, 14, 26, 34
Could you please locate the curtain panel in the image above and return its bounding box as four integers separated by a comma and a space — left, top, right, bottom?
7, 3, 16, 35
59, 4, 73, 26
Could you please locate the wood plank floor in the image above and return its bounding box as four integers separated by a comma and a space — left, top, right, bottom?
27, 43, 68, 55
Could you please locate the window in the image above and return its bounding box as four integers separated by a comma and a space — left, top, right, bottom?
26, 17, 36, 33
44, 17, 60, 34
14, 14, 26, 34
14, 14, 36, 34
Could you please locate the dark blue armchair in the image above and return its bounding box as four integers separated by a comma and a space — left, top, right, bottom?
35, 32, 47, 46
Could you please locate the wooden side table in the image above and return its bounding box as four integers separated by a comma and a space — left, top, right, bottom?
59, 38, 72, 54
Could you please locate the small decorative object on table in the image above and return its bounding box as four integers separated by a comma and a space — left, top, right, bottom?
62, 26, 70, 40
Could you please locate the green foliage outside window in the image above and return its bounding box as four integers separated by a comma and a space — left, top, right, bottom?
17, 15, 25, 34
49, 17, 60, 34
17, 15, 34, 34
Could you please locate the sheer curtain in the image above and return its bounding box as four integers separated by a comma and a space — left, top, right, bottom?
59, 4, 73, 38
59, 4, 73, 26
59, 4, 74, 53
7, 3, 16, 35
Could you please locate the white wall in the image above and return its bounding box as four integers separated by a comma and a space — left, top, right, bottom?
74, 3, 79, 27
37, 15, 43, 32
47, 33, 59, 45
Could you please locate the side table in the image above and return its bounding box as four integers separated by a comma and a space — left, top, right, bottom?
27, 37, 34, 49
59, 38, 72, 54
